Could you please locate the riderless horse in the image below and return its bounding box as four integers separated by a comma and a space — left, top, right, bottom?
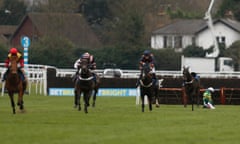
182, 66, 200, 111
5, 55, 27, 114
74, 58, 99, 113
139, 62, 155, 112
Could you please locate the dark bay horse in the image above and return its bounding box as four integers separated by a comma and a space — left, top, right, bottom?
5, 55, 27, 114
139, 63, 154, 112
182, 66, 200, 111
74, 59, 99, 113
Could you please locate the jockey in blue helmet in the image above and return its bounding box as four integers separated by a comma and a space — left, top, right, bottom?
136, 50, 158, 87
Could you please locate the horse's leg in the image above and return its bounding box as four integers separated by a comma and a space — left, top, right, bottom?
155, 87, 160, 108
183, 89, 188, 108
141, 92, 145, 112
148, 91, 153, 111
78, 91, 81, 111
74, 89, 78, 108
92, 88, 98, 107
8, 93, 16, 114
191, 94, 194, 111
148, 96, 152, 111
83, 92, 89, 113
17, 91, 24, 111
88, 91, 92, 107
196, 90, 200, 108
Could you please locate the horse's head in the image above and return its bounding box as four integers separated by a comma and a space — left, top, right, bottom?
9, 55, 19, 74
78, 58, 92, 78
142, 62, 151, 76
182, 66, 192, 82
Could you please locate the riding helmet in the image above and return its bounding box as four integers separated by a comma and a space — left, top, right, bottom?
143, 50, 151, 56
10, 48, 18, 54
81, 52, 90, 59
207, 87, 214, 92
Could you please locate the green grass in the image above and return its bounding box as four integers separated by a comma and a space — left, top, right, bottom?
0, 94, 240, 144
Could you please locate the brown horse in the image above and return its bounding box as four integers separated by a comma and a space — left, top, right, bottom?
182, 66, 200, 111
5, 55, 27, 114
139, 62, 154, 112
74, 59, 99, 113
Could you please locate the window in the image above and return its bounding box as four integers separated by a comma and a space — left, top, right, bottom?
221, 36, 226, 44
163, 36, 167, 48
192, 36, 196, 46
216, 36, 226, 45
167, 36, 173, 48
174, 36, 182, 48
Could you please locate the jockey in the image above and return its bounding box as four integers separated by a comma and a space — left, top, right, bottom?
73, 52, 97, 82
191, 72, 200, 81
203, 87, 215, 109
2, 48, 26, 82
74, 52, 96, 70
136, 50, 157, 87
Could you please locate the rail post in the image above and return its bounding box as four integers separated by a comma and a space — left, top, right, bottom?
220, 87, 226, 104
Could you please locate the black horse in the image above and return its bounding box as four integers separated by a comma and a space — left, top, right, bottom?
182, 66, 200, 111
139, 63, 154, 112
74, 59, 97, 113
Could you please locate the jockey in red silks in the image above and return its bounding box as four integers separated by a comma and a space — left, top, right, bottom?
136, 50, 157, 87
2, 48, 26, 82
73, 52, 97, 82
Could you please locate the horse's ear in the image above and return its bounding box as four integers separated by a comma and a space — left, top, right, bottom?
183, 65, 190, 69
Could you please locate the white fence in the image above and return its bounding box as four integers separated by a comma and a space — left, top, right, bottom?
0, 63, 48, 96
2, 62, 240, 96
55, 68, 240, 79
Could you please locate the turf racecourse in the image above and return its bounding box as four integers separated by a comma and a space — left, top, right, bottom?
0, 95, 240, 144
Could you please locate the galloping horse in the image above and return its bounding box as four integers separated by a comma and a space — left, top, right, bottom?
5, 55, 26, 114
139, 62, 154, 112
74, 59, 98, 113
182, 66, 200, 111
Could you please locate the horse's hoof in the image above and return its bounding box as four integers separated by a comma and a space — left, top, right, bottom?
19, 109, 26, 113
92, 103, 95, 107
156, 104, 160, 108
74, 105, 78, 108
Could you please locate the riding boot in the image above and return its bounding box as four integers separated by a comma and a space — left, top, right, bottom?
1, 72, 6, 82
23, 79, 27, 91
92, 73, 97, 84
1, 69, 9, 82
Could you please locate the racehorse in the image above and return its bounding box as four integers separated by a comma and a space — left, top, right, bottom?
5, 55, 27, 114
139, 62, 154, 112
182, 66, 200, 111
74, 59, 98, 113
